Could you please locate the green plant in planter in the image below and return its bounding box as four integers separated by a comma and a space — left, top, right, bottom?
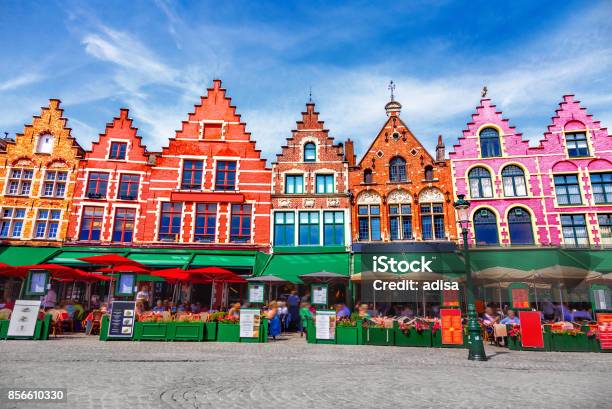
336, 318, 358, 345
394, 320, 432, 347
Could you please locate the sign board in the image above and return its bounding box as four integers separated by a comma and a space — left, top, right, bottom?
315, 310, 336, 340
7, 300, 41, 338
26, 270, 49, 296
311, 284, 328, 306
590, 285, 611, 312
597, 313, 612, 350
239, 308, 261, 338
248, 283, 265, 304
107, 301, 136, 339
115, 273, 136, 297
440, 308, 463, 345
519, 311, 544, 348
441, 289, 460, 308
508, 283, 530, 310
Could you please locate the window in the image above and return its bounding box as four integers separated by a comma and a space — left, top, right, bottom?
468, 167, 493, 199
473, 208, 499, 246
389, 204, 412, 240
598, 214, 612, 246
274, 211, 295, 246
79, 206, 104, 241
591, 173, 612, 204
324, 211, 344, 246
194, 203, 217, 243
230, 204, 251, 243
86, 172, 109, 198
35, 209, 61, 239
285, 175, 303, 194
363, 169, 373, 184
112, 208, 135, 243
561, 214, 589, 247
421, 203, 445, 240
7, 168, 33, 196
118, 174, 140, 200
358, 205, 381, 241
181, 160, 203, 190
554, 174, 582, 205
315, 174, 334, 193
304, 142, 316, 162
159, 202, 182, 241
501, 165, 527, 197
479, 127, 501, 158
424, 166, 434, 181
389, 157, 407, 182
215, 161, 237, 191
508, 207, 534, 245
299, 211, 319, 245
565, 132, 589, 157
109, 142, 127, 160
42, 171, 67, 197
36, 133, 54, 154
0, 208, 25, 238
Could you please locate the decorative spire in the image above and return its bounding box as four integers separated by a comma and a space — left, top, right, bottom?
308, 86, 313, 103
481, 85, 488, 98
385, 80, 402, 117
388, 80, 396, 101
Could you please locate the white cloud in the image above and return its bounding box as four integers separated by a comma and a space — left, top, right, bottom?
0, 73, 44, 92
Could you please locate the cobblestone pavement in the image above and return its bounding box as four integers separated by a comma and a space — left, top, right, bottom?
0, 334, 609, 409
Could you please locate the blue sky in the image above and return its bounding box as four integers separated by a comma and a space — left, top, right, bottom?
1, 0, 611, 161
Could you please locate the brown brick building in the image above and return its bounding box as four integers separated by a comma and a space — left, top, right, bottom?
345, 97, 457, 244
0, 100, 83, 246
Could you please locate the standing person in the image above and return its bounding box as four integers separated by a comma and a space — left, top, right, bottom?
287, 290, 300, 331
267, 301, 281, 340
41, 288, 57, 310
299, 302, 313, 337
135, 285, 150, 310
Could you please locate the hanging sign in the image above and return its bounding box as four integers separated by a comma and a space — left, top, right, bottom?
590, 285, 611, 312
115, 273, 136, 297
311, 284, 328, 306
239, 308, 261, 338
26, 270, 49, 296
440, 308, 463, 345
315, 310, 336, 340
441, 289, 460, 308
248, 283, 265, 304
519, 311, 544, 348
7, 300, 41, 338
508, 283, 530, 310
108, 301, 136, 338
597, 313, 612, 350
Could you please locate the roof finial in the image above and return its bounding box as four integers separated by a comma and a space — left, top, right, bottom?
308, 86, 312, 103
481, 85, 488, 98
388, 80, 396, 101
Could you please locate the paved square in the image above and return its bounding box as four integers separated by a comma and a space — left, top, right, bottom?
0, 334, 609, 408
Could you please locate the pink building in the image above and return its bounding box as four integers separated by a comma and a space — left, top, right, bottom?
450, 95, 612, 247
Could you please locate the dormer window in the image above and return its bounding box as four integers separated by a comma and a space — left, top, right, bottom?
109, 142, 128, 160
36, 133, 54, 154
304, 142, 316, 162
479, 127, 501, 158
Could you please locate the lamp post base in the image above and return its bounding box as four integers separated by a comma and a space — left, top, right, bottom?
466, 304, 487, 361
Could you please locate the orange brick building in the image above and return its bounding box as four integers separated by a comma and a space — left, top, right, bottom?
0, 100, 83, 246
345, 97, 457, 244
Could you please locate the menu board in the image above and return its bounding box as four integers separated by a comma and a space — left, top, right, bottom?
597, 313, 612, 350
239, 308, 261, 338
7, 300, 41, 338
519, 311, 544, 348
315, 310, 336, 340
108, 301, 136, 338
440, 308, 463, 345
591, 286, 611, 311
248, 283, 264, 304
509, 284, 530, 310
311, 284, 328, 306
442, 290, 460, 308
27, 271, 48, 296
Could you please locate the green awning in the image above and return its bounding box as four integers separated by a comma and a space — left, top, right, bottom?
128, 253, 191, 267
108, 273, 164, 282
47, 251, 125, 265
0, 246, 60, 266
259, 252, 350, 283
469, 249, 588, 272
191, 254, 255, 269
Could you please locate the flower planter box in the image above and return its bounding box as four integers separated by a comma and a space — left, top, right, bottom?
336, 326, 358, 345
204, 322, 217, 341
134, 322, 171, 341
394, 327, 432, 347
362, 327, 394, 346
170, 321, 204, 342
216, 322, 240, 342
0, 319, 8, 339
550, 332, 590, 352
506, 325, 550, 352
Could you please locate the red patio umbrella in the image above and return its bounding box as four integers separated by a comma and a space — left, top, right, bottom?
150, 268, 189, 282
97, 265, 149, 273
0, 263, 27, 279
77, 254, 145, 268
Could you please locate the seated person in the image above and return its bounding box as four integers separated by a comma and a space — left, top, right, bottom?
481, 306, 499, 341
152, 299, 165, 313
357, 303, 371, 319
500, 309, 520, 325
191, 302, 202, 314
572, 306, 592, 321
335, 303, 351, 319
228, 302, 241, 318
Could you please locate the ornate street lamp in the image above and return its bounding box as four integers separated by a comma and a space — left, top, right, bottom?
453, 194, 487, 361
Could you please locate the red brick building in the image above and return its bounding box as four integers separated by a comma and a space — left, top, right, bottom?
346, 97, 457, 244
66, 109, 152, 244
139, 80, 271, 249
271, 102, 350, 247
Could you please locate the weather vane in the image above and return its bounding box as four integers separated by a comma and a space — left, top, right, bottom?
482, 85, 488, 98
309, 86, 312, 102
388, 80, 396, 101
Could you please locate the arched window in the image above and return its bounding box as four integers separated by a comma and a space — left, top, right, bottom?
424, 165, 434, 181
468, 167, 493, 198
508, 207, 534, 245
479, 127, 501, 158
501, 165, 527, 197
473, 208, 499, 246
36, 133, 54, 154
363, 169, 373, 184
389, 156, 407, 182
304, 142, 316, 162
